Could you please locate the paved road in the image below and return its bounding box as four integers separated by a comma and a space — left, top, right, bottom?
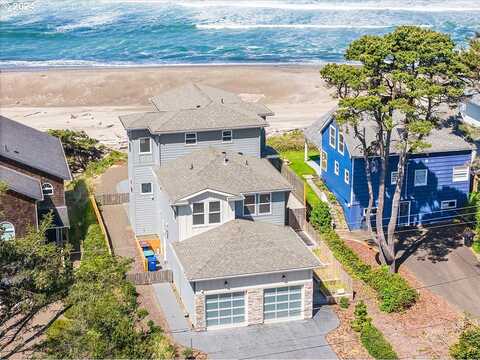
153, 283, 339, 359
398, 225, 480, 319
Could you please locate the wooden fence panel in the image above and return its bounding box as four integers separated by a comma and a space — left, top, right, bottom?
288, 208, 306, 231
126, 270, 173, 285
95, 192, 129, 205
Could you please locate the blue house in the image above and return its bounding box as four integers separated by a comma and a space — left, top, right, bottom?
304, 112, 474, 230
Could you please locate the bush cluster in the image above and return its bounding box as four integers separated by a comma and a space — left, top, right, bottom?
352, 302, 398, 360
266, 130, 305, 152
310, 201, 332, 233
310, 201, 418, 312
450, 322, 480, 359
470, 192, 480, 253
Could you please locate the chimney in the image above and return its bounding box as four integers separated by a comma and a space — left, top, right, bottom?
221, 98, 224, 104
190, 163, 194, 170
222, 151, 228, 165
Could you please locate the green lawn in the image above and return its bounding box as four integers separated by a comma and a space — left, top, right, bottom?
279, 150, 321, 208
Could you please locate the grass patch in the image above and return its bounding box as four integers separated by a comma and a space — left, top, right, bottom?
84, 150, 127, 179
266, 129, 305, 152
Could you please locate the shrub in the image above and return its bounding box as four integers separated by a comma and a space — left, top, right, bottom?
352, 301, 398, 360
339, 296, 350, 309
450, 323, 480, 359
82, 224, 108, 259
266, 130, 305, 152
310, 201, 333, 233
182, 347, 195, 359
320, 230, 417, 312
473, 241, 480, 254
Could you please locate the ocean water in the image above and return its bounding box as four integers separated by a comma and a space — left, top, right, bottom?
1, 0, 479, 68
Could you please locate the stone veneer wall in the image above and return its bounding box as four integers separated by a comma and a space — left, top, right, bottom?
194, 293, 206, 331
247, 288, 264, 325
303, 280, 313, 319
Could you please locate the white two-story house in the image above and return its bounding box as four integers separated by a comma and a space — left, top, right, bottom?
120, 84, 320, 331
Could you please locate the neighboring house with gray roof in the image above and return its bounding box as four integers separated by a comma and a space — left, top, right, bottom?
0, 116, 71, 242
460, 94, 480, 127
120, 85, 319, 331
304, 109, 474, 231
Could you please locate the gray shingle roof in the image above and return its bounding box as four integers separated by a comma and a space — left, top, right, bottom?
38, 206, 70, 228
0, 165, 43, 200
172, 219, 321, 281
119, 83, 272, 134
305, 109, 472, 157
0, 116, 72, 180
154, 147, 292, 204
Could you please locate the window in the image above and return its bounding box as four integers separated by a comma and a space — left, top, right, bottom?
243, 194, 256, 215
264, 286, 302, 321
363, 207, 378, 217
185, 132, 197, 145
258, 193, 271, 214
338, 132, 345, 155
452, 166, 469, 182
441, 200, 457, 210
42, 183, 54, 196
139, 138, 151, 154
414, 169, 427, 186
391, 171, 398, 185
334, 161, 339, 175
193, 201, 221, 226
344, 169, 350, 184
329, 125, 336, 148
0, 222, 15, 241
192, 202, 205, 225
222, 130, 232, 143
141, 182, 152, 194
206, 292, 245, 327
321, 150, 328, 171
208, 201, 221, 224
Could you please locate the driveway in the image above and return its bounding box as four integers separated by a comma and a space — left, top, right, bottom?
397, 224, 480, 319
153, 283, 339, 359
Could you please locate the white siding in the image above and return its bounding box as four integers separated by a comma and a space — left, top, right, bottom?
166, 243, 195, 316
133, 167, 157, 235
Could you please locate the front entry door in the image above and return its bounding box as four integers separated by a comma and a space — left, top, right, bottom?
398, 201, 411, 226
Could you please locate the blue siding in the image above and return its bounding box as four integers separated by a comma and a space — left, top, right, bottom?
319, 119, 353, 212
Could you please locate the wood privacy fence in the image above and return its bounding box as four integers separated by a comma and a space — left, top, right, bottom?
95, 192, 129, 206
303, 222, 354, 297
89, 195, 113, 255
126, 270, 173, 285
269, 158, 305, 203
288, 208, 306, 231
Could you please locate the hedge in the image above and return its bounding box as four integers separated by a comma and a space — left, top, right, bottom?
352, 301, 398, 360
82, 224, 108, 260
312, 224, 417, 312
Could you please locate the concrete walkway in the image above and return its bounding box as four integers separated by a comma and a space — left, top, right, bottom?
153, 283, 339, 359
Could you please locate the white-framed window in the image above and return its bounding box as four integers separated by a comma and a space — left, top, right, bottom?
452, 166, 469, 182
344, 169, 350, 184
206, 292, 245, 327
139, 138, 151, 154
0, 222, 15, 241
192, 202, 205, 225
414, 169, 427, 186
193, 201, 221, 226
258, 193, 271, 214
185, 132, 197, 145
441, 200, 457, 210
321, 150, 328, 172
391, 171, 398, 185
208, 201, 221, 224
222, 130, 233, 143
334, 161, 339, 175
42, 183, 54, 196
243, 194, 256, 216
140, 182, 152, 195
329, 125, 336, 148
338, 132, 345, 155
263, 286, 302, 321
363, 207, 378, 217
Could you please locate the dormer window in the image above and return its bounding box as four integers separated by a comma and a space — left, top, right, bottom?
139, 138, 151, 154
42, 183, 54, 196
185, 132, 197, 145
192, 201, 221, 226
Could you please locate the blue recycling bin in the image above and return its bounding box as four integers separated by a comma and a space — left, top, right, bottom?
147, 256, 157, 271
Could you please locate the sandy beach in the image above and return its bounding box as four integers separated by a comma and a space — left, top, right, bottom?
0, 66, 337, 148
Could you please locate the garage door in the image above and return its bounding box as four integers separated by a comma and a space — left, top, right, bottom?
206, 292, 245, 328
264, 286, 302, 321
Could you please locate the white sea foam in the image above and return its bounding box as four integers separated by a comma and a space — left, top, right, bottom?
196, 24, 429, 30
178, 0, 480, 12
55, 12, 120, 32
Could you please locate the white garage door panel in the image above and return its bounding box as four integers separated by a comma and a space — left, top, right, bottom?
206, 292, 245, 327
264, 286, 302, 320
